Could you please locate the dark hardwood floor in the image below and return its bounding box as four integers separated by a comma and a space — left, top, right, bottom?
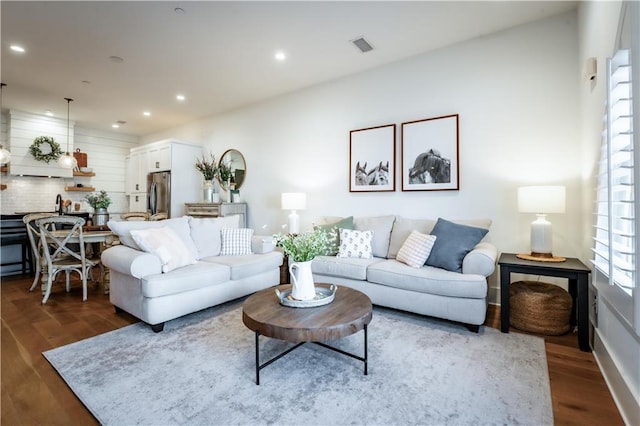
1, 275, 623, 425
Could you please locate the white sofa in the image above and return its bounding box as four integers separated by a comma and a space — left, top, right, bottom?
101, 215, 282, 332
311, 215, 497, 332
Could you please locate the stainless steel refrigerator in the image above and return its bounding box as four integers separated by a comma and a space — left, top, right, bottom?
147, 171, 171, 217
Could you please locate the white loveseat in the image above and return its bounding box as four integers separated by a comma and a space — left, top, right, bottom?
101, 215, 282, 332
311, 215, 497, 332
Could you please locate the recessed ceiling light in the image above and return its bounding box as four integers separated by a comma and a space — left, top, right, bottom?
275, 51, 286, 61
176, 94, 186, 101
112, 124, 119, 129
81, 80, 91, 85
143, 111, 151, 117
10, 45, 25, 53
109, 55, 124, 63
174, 7, 185, 14
45, 110, 53, 116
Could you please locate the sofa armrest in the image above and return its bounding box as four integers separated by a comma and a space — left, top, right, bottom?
252, 235, 276, 254
462, 242, 497, 276
101, 245, 163, 279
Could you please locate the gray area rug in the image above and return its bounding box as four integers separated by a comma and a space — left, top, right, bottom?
44, 299, 553, 425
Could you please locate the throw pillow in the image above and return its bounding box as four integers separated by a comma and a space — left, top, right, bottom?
426, 218, 489, 273
314, 216, 354, 255
107, 216, 199, 259
220, 228, 254, 256
130, 226, 197, 273
337, 228, 373, 259
188, 215, 240, 259
396, 230, 437, 268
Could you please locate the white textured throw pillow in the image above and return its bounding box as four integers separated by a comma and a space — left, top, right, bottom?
396, 230, 437, 268
130, 226, 197, 273
337, 228, 373, 259
220, 228, 254, 255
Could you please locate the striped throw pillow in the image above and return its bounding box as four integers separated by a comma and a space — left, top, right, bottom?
396, 230, 437, 268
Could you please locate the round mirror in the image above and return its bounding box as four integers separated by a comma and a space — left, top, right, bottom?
218, 149, 247, 190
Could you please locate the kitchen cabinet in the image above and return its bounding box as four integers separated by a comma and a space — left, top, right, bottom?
126, 150, 148, 194
148, 144, 171, 171
129, 193, 147, 212
126, 140, 202, 217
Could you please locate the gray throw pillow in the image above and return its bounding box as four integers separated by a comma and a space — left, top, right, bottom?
314, 216, 354, 255
426, 218, 488, 273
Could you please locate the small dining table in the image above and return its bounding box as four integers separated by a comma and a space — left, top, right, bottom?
45, 229, 118, 294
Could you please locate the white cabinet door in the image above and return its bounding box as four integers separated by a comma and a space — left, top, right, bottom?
129, 193, 147, 212
127, 150, 149, 193
148, 145, 171, 172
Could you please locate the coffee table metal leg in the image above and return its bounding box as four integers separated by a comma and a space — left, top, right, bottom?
255, 331, 260, 385
364, 324, 368, 375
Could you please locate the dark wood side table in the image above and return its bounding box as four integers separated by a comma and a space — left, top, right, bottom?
498, 253, 591, 352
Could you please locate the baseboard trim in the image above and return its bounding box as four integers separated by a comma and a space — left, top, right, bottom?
593, 331, 639, 426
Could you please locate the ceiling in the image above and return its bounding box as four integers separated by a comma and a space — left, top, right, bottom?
1, 1, 577, 137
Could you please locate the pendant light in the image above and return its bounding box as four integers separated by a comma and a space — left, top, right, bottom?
0, 83, 11, 164
58, 97, 77, 169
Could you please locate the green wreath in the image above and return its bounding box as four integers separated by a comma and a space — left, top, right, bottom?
30, 136, 62, 163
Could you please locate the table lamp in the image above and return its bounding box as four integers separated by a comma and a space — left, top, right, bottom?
517, 185, 566, 261
281, 192, 306, 234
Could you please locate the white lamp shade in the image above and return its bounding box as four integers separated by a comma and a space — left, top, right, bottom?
281, 193, 307, 211
518, 186, 566, 214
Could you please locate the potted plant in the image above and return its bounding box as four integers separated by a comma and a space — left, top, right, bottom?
275, 228, 334, 300
195, 153, 220, 202
85, 190, 112, 226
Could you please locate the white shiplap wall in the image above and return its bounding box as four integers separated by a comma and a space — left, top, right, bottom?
8, 110, 74, 178
0, 111, 140, 215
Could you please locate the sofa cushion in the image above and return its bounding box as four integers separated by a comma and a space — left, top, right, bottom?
220, 228, 254, 255
388, 217, 492, 259
367, 259, 487, 299
396, 230, 437, 268
388, 217, 436, 259
203, 251, 283, 280
141, 261, 230, 298
426, 218, 489, 273
189, 215, 240, 259
130, 227, 198, 273
314, 216, 354, 255
354, 215, 396, 258
311, 255, 384, 280
108, 216, 199, 259
337, 229, 373, 259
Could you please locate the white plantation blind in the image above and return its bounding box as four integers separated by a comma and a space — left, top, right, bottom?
593, 49, 635, 296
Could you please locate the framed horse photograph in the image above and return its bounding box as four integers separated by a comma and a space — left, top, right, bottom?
401, 114, 459, 191
349, 123, 396, 192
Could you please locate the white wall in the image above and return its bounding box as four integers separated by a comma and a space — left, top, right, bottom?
578, 2, 639, 425
145, 11, 580, 301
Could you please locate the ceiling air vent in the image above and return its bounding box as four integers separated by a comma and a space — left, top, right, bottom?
351, 37, 373, 53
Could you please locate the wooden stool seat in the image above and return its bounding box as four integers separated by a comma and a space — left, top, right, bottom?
509, 280, 572, 335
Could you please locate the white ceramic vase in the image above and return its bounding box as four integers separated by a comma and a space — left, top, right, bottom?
289, 259, 316, 300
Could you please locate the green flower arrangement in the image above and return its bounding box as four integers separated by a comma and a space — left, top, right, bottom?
275, 228, 335, 262
218, 161, 232, 183
85, 190, 112, 209
29, 136, 62, 163
195, 152, 219, 181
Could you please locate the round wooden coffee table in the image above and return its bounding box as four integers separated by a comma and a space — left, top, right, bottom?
242, 283, 372, 385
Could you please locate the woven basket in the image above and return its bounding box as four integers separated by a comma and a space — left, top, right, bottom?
509, 281, 572, 335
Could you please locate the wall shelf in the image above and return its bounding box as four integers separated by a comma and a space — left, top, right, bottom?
65, 186, 95, 192
1, 166, 7, 173
73, 171, 96, 177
